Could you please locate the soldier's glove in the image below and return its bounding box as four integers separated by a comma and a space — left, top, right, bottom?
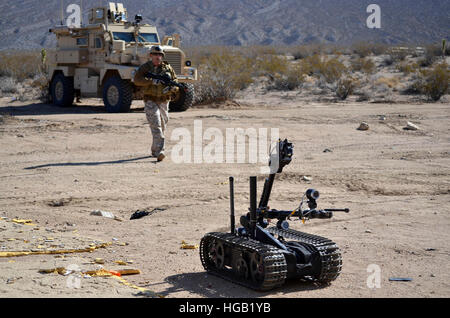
162, 86, 179, 94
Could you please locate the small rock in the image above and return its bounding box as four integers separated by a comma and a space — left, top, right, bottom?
404, 122, 419, 131
378, 115, 386, 121
323, 148, 333, 153
430, 274, 436, 277
302, 176, 312, 182
357, 122, 369, 131
16, 134, 24, 138
365, 229, 372, 234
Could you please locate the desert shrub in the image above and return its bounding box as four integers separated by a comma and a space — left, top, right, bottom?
321, 57, 348, 82
193, 50, 254, 104
291, 44, 324, 60
0, 76, 18, 95
0, 50, 46, 81
351, 57, 376, 73
352, 42, 373, 58
418, 55, 435, 67
335, 76, 358, 100
31, 74, 50, 102
396, 62, 419, 74
419, 62, 449, 101
243, 45, 280, 59
352, 42, 387, 58
254, 54, 289, 77
267, 64, 306, 91
388, 49, 409, 62
425, 42, 449, 59
300, 55, 347, 83
374, 76, 400, 89
402, 73, 424, 95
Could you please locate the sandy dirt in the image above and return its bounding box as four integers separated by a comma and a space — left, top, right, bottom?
0, 94, 449, 298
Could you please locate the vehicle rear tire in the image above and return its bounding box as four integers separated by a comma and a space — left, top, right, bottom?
102, 76, 133, 113
169, 83, 194, 112
50, 73, 74, 107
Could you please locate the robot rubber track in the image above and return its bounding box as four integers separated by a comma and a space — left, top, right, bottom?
199, 228, 342, 291
200, 232, 287, 291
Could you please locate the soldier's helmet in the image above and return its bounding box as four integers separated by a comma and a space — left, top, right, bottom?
149, 45, 165, 57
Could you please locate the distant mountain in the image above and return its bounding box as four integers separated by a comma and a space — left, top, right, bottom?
0, 0, 449, 50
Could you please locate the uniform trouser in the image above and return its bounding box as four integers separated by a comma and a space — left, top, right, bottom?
144, 100, 170, 157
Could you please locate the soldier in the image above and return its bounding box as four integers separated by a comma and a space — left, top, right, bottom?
134, 45, 179, 162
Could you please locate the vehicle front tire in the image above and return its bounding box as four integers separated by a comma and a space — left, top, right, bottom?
102, 76, 133, 113
169, 83, 194, 112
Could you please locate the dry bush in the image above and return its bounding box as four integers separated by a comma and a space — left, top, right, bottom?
396, 62, 419, 74
418, 55, 435, 67
291, 44, 324, 60
351, 57, 376, 74
193, 50, 254, 104
387, 49, 409, 63
0, 49, 49, 101
418, 62, 449, 101
267, 64, 306, 91
335, 76, 358, 100
0, 77, 18, 95
352, 42, 388, 57
299, 54, 348, 83
31, 74, 51, 102
425, 43, 449, 59
254, 54, 289, 77
0, 50, 46, 81
375, 76, 400, 89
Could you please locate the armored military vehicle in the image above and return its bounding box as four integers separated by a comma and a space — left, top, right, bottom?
48, 2, 197, 112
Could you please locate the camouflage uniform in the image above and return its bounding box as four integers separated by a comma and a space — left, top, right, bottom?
134, 61, 178, 157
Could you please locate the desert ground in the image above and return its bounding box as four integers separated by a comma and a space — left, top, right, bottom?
0, 90, 449, 298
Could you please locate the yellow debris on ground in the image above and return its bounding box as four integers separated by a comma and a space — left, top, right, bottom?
83, 268, 140, 277
180, 240, 199, 249
0, 242, 111, 258
114, 260, 127, 265
117, 269, 140, 275
112, 275, 163, 298
39, 267, 67, 275
12, 219, 35, 225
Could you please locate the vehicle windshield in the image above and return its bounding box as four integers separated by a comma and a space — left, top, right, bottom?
112, 32, 159, 43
